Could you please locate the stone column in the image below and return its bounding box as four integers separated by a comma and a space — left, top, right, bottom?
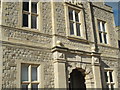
92, 55, 102, 88
53, 50, 67, 88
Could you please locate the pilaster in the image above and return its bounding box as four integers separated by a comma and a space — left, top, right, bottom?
52, 46, 68, 88
91, 52, 102, 88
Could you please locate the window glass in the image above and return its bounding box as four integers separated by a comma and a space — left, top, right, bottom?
32, 66, 38, 81
23, 14, 28, 27
99, 33, 102, 43
102, 22, 105, 31
31, 15, 37, 29
111, 84, 114, 90
22, 84, 28, 89
76, 23, 80, 36
109, 72, 113, 82
75, 11, 79, 22
69, 9, 73, 20
104, 72, 108, 82
98, 21, 101, 31
104, 34, 107, 44
32, 84, 38, 90
21, 64, 28, 81
23, 2, 29, 11
70, 22, 74, 35
31, 2, 37, 13
118, 40, 120, 48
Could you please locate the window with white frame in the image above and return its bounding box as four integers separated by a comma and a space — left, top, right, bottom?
104, 69, 115, 90
68, 8, 81, 37
21, 64, 40, 89
22, 0, 38, 29
98, 20, 108, 44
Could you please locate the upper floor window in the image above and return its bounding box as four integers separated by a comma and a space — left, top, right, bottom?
98, 20, 108, 44
21, 64, 40, 89
104, 69, 115, 90
69, 8, 81, 37
22, 1, 38, 29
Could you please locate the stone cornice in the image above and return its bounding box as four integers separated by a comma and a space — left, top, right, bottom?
0, 25, 52, 37
52, 46, 101, 57
1, 40, 51, 51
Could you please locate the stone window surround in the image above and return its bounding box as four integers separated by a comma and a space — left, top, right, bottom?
21, 0, 41, 30
64, 3, 86, 41
95, 18, 110, 45
104, 68, 117, 89
21, 64, 40, 88
16, 61, 44, 88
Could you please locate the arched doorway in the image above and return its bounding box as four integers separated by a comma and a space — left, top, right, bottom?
69, 69, 86, 90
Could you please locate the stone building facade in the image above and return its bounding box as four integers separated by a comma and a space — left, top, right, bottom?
0, 0, 119, 89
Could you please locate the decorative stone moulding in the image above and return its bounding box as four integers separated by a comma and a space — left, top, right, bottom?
53, 51, 65, 60
67, 62, 93, 80
65, 0, 82, 5
92, 56, 100, 65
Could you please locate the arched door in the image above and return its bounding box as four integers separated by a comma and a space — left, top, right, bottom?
69, 69, 86, 90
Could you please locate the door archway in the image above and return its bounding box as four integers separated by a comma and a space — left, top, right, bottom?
69, 69, 86, 90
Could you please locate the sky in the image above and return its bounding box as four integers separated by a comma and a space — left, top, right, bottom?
105, 2, 120, 26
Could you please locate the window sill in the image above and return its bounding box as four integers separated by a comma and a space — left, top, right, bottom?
22, 27, 39, 31
97, 43, 117, 49
98, 43, 110, 47
67, 35, 89, 44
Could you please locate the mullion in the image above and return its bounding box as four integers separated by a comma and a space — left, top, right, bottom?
29, 0, 31, 28
73, 10, 77, 36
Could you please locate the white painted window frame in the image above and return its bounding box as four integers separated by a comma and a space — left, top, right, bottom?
69, 8, 81, 36
64, 3, 86, 40
97, 20, 108, 44
104, 68, 116, 89
21, 63, 41, 88
16, 61, 44, 89
22, 0, 39, 29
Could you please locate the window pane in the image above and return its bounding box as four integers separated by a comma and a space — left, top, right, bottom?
104, 72, 108, 82
31, 15, 37, 29
32, 66, 37, 81
69, 9, 73, 20
22, 84, 28, 89
76, 23, 80, 36
75, 11, 79, 22
21, 64, 29, 81
98, 21, 101, 31
22, 14, 28, 27
109, 72, 113, 82
31, 2, 37, 13
32, 84, 38, 90
70, 22, 74, 35
118, 40, 120, 48
106, 85, 109, 90
102, 22, 105, 31
104, 34, 107, 44
99, 32, 102, 43
23, 2, 29, 11
111, 84, 114, 90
